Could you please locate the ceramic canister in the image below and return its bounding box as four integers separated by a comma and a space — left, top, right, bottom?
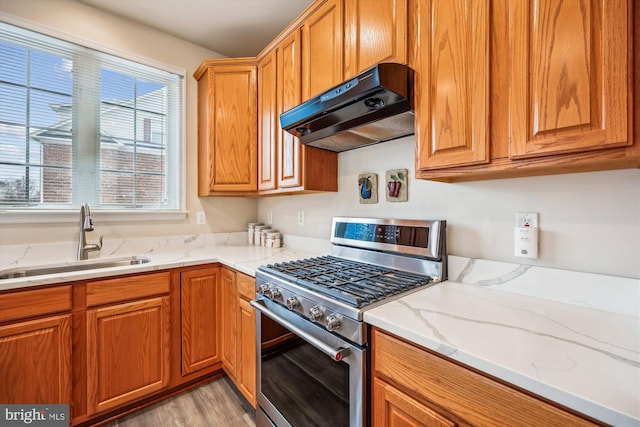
265, 231, 281, 248
253, 225, 270, 245
246, 222, 263, 245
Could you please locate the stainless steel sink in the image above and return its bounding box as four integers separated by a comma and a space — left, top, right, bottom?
0, 256, 151, 280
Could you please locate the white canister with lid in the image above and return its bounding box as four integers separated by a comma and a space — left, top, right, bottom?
265, 231, 281, 248
246, 222, 263, 245
253, 225, 270, 245
260, 227, 273, 246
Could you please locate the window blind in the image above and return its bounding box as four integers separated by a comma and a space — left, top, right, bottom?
0, 22, 184, 210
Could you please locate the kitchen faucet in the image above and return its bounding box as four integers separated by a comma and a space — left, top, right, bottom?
78, 202, 103, 260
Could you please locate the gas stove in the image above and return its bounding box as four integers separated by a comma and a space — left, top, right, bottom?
255, 217, 447, 346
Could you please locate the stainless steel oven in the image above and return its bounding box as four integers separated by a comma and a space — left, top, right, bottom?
252, 299, 365, 427
252, 217, 447, 427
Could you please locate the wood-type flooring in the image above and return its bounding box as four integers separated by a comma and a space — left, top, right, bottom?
103, 377, 256, 427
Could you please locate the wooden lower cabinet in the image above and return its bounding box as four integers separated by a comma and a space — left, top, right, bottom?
180, 267, 220, 375
221, 267, 238, 379
373, 377, 455, 427
0, 284, 72, 406
0, 314, 72, 405
220, 269, 257, 406
86, 296, 170, 415
0, 264, 251, 424
372, 327, 599, 426
235, 273, 257, 406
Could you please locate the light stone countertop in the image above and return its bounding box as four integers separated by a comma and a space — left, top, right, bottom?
0, 232, 329, 291
365, 257, 640, 427
1, 233, 638, 425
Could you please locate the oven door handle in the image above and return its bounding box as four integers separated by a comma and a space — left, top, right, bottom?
250, 299, 348, 362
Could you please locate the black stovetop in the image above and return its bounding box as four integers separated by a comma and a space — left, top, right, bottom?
259, 255, 433, 308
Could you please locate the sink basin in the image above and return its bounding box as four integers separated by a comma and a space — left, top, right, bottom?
0, 256, 151, 280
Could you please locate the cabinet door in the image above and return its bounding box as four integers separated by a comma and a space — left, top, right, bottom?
414, 0, 490, 170
86, 297, 170, 415
344, 0, 408, 79
373, 378, 456, 427
259, 51, 278, 191
237, 297, 257, 407
181, 267, 220, 375
302, 0, 344, 100
221, 268, 237, 378
198, 64, 257, 193
0, 315, 71, 405
509, 0, 631, 159
277, 29, 303, 189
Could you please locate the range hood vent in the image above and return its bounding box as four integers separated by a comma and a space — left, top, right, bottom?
279, 63, 415, 152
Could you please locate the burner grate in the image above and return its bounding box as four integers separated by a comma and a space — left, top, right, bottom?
263, 256, 433, 307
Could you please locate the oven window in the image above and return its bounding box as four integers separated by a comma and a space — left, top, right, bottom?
261, 335, 349, 427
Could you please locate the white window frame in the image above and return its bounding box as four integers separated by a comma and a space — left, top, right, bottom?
0, 15, 187, 223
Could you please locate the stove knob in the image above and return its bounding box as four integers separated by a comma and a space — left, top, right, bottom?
326, 314, 341, 331
286, 296, 300, 310
308, 306, 324, 322
258, 284, 270, 296
266, 287, 281, 300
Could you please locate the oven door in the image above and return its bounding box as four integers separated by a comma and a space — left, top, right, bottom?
250, 298, 366, 427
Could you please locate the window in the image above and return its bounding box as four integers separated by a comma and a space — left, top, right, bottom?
0, 22, 184, 212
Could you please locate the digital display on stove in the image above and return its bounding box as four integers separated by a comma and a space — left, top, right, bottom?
334, 222, 430, 248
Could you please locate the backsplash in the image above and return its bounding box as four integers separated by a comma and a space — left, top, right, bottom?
0, 232, 246, 270
447, 256, 639, 318
258, 137, 640, 279
0, 232, 331, 271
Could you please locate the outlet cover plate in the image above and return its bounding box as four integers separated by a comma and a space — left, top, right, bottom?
516, 212, 538, 228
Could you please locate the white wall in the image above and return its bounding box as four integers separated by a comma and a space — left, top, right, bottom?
0, 0, 258, 245
258, 136, 640, 279
2, 1, 638, 280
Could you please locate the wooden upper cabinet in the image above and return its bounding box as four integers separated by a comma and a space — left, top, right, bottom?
258, 52, 278, 191
302, 0, 344, 100
509, 0, 631, 159
277, 29, 303, 189
344, 0, 408, 79
414, 0, 490, 170
195, 59, 258, 194
257, 27, 338, 194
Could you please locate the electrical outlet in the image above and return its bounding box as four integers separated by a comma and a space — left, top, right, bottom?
516, 212, 538, 228
297, 210, 304, 226
196, 211, 206, 225
267, 209, 273, 225
515, 212, 539, 259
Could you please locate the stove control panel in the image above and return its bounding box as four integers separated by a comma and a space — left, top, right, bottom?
255, 273, 365, 344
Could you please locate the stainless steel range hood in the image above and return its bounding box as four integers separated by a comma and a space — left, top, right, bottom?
279, 63, 415, 152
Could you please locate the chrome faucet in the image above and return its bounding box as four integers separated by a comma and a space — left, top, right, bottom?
78, 202, 103, 260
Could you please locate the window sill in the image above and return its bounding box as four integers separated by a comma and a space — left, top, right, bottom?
0, 209, 188, 224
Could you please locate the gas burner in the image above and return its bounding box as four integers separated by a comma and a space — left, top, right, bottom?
256, 217, 446, 346
262, 256, 433, 307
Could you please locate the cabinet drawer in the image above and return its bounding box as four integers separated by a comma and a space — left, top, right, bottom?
236, 273, 255, 301
0, 285, 71, 323
372, 328, 597, 426
87, 272, 170, 307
